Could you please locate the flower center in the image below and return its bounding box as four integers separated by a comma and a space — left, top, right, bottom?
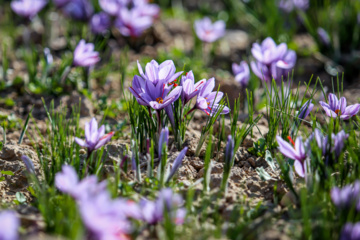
287, 136, 295, 148
156, 97, 164, 104
335, 109, 341, 115
169, 80, 178, 87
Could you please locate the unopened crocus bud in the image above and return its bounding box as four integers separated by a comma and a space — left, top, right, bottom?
73, 40, 100, 67
298, 100, 314, 120
224, 135, 234, 165
158, 127, 169, 160
317, 28, 331, 46
21, 155, 35, 174
43, 48, 53, 65
166, 147, 188, 182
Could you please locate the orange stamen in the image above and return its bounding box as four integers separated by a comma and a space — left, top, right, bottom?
287, 136, 295, 148
335, 109, 341, 115
156, 97, 164, 104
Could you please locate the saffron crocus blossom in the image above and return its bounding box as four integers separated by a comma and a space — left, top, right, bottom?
75, 118, 114, 154
166, 147, 188, 182
0, 211, 19, 240
55, 165, 107, 201
195, 78, 230, 116
320, 93, 360, 120
179, 71, 206, 105
194, 17, 225, 43
140, 188, 186, 225
232, 61, 250, 88
331, 181, 360, 211
73, 40, 100, 67
62, 0, 93, 21
276, 135, 308, 177
115, 7, 153, 37
99, 0, 126, 16
79, 193, 132, 240
250, 37, 296, 82
137, 60, 183, 85
317, 28, 331, 46
21, 155, 35, 174
90, 12, 111, 34
332, 130, 349, 157
11, 0, 47, 19
340, 222, 360, 240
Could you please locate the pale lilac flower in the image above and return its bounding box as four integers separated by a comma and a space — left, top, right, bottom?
195, 78, 230, 116
62, 0, 93, 21
194, 17, 225, 43
74, 118, 114, 153
279, 0, 309, 12
55, 165, 107, 201
11, 0, 47, 19
340, 222, 360, 240
44, 48, 53, 65
276, 135, 308, 177
319, 93, 360, 120
73, 40, 100, 67
21, 155, 35, 174
133, 0, 160, 18
332, 130, 349, 157
79, 193, 132, 240
99, 0, 126, 16
166, 147, 188, 182
317, 28, 331, 46
331, 181, 360, 211
140, 188, 186, 225
115, 7, 153, 37
0, 211, 19, 240
137, 60, 183, 85
179, 71, 206, 105
250, 37, 296, 82
90, 12, 111, 34
232, 61, 250, 87
298, 100, 314, 120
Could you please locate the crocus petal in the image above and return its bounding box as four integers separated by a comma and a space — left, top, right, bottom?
276, 136, 298, 160
75, 137, 88, 148
294, 160, 305, 178
166, 147, 188, 182
94, 131, 114, 150
55, 165, 79, 194
344, 104, 360, 117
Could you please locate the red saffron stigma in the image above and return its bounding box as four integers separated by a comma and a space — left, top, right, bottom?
287, 136, 295, 148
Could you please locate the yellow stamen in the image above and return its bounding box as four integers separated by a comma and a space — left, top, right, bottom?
156, 97, 163, 104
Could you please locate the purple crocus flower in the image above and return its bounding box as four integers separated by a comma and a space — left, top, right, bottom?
115, 7, 153, 37
55, 165, 107, 201
331, 181, 360, 211
137, 60, 183, 85
195, 78, 230, 116
0, 211, 19, 240
62, 0, 93, 21
179, 71, 206, 105
314, 129, 328, 156
133, 0, 160, 18
140, 188, 186, 225
320, 93, 360, 120
232, 61, 250, 88
73, 40, 100, 67
11, 0, 47, 19
279, 0, 309, 12
340, 222, 360, 240
74, 118, 114, 153
21, 155, 35, 174
99, 0, 126, 16
194, 17, 225, 43
276, 135, 308, 177
298, 100, 314, 120
250, 37, 296, 82
166, 147, 188, 182
332, 130, 349, 157
90, 12, 111, 34
317, 28, 331, 46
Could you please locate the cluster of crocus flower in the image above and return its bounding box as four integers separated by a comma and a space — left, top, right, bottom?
55, 165, 186, 239
278, 0, 309, 13
315, 129, 349, 158
331, 181, 360, 211
11, 0, 47, 19
74, 117, 115, 156
129, 59, 229, 129
194, 17, 226, 43
320, 93, 360, 120
0, 210, 19, 240
250, 37, 297, 83
94, 0, 160, 36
